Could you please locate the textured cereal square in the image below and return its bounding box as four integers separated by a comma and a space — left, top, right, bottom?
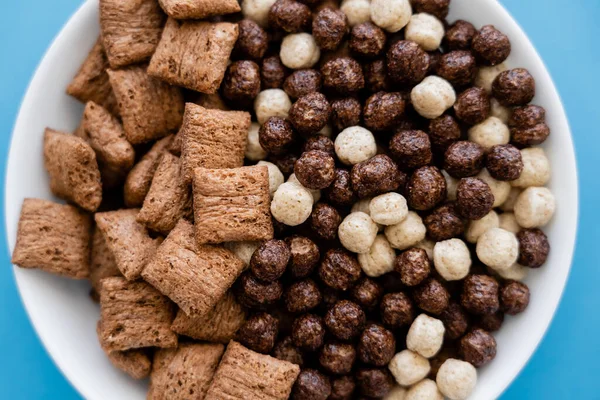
95, 209, 161, 281
43, 129, 103, 212
171, 291, 246, 343
108, 66, 184, 145
90, 226, 122, 295
180, 104, 250, 183
98, 277, 177, 352
205, 341, 300, 400
142, 219, 245, 317
193, 166, 273, 245
148, 19, 238, 93
97, 322, 152, 380
158, 0, 240, 19
12, 199, 92, 279
148, 343, 225, 400
137, 153, 192, 234
99, 0, 166, 68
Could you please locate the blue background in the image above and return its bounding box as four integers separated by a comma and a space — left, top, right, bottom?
0, 0, 598, 398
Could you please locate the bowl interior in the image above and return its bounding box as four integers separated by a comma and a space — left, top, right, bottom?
5, 0, 577, 399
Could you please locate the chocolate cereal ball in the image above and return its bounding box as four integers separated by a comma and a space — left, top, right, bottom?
325, 300, 366, 340
517, 228, 550, 268
321, 57, 365, 95
380, 292, 415, 328
444, 141, 485, 178
461, 274, 500, 315
289, 92, 331, 135
351, 155, 405, 198
292, 314, 326, 351
363, 92, 406, 132
269, 0, 312, 33
509, 105, 550, 147
472, 25, 511, 66
440, 302, 470, 340
445, 20, 476, 50
424, 203, 466, 241
320, 342, 357, 375
285, 279, 323, 313
303, 134, 334, 156
413, 278, 450, 315
222, 60, 261, 104
250, 239, 290, 282
311, 202, 342, 241
261, 56, 288, 89
389, 130, 433, 170
273, 336, 305, 366
349, 22, 387, 58
325, 169, 357, 206
355, 368, 394, 398
313, 7, 349, 51
387, 40, 430, 86
270, 152, 299, 176
236, 272, 284, 308
459, 328, 497, 367
330, 376, 356, 400
351, 277, 384, 310
411, 0, 450, 20
295, 150, 336, 189
486, 144, 524, 181
286, 235, 320, 278
500, 280, 530, 315
358, 324, 396, 366
454, 87, 491, 125
477, 311, 504, 332
456, 177, 494, 220
237, 312, 279, 353
429, 114, 461, 150
364, 59, 391, 93
293, 369, 332, 400
437, 51, 478, 88
331, 98, 362, 131
492, 68, 536, 106
406, 166, 447, 211
284, 69, 322, 99
259, 116, 295, 155
319, 249, 362, 291
396, 248, 431, 286
235, 19, 268, 60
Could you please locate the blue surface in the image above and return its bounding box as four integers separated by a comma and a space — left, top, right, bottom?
0, 0, 598, 398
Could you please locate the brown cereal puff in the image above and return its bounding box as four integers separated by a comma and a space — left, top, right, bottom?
321, 57, 365, 95
67, 39, 118, 115
445, 20, 476, 51
412, 278, 450, 315
387, 40, 430, 86
292, 314, 326, 351
454, 87, 491, 125
389, 129, 433, 171
171, 291, 246, 343
237, 312, 280, 354
158, 0, 240, 19
364, 59, 391, 93
206, 341, 300, 400
262, 56, 289, 89
351, 155, 406, 199
289, 92, 331, 135
259, 117, 296, 155
269, 0, 312, 33
181, 104, 251, 182
235, 19, 268, 60
325, 169, 357, 207
142, 219, 245, 317
106, 349, 152, 380
250, 239, 291, 282
437, 50, 478, 88
349, 22, 387, 58
456, 177, 494, 220
444, 141, 485, 178
411, 0, 450, 20
429, 114, 461, 150
90, 227, 121, 293
459, 328, 497, 367
325, 300, 366, 340
351, 277, 384, 310
193, 166, 273, 244
236, 272, 284, 309
358, 324, 396, 367
98, 277, 177, 351
99, 0, 166, 68
472, 25, 511, 66
293, 369, 332, 400
124, 135, 173, 207
222, 61, 262, 106
331, 98, 362, 131
285, 235, 320, 278
500, 280, 530, 315
509, 105, 551, 147
476, 311, 504, 332
440, 302, 470, 340
355, 368, 394, 398
486, 144, 524, 181
284, 69, 323, 100
273, 336, 304, 366
406, 166, 447, 211
108, 66, 184, 145
295, 150, 336, 190
319, 249, 362, 291
363, 92, 406, 132
95, 209, 160, 280
43, 129, 102, 212
492, 68, 536, 107
285, 279, 322, 313
313, 7, 349, 51
12, 199, 92, 279
320, 342, 357, 375
330, 376, 356, 400
311, 202, 342, 241
148, 343, 225, 400
380, 292, 415, 328
148, 19, 239, 93
461, 274, 500, 316
396, 248, 431, 286
424, 203, 466, 241
517, 228, 550, 268
303, 135, 335, 156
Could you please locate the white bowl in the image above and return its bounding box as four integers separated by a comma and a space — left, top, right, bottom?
5, 0, 578, 398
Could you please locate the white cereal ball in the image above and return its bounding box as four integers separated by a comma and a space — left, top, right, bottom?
411, 76, 456, 119
465, 210, 500, 243
369, 193, 409, 226
468, 117, 510, 150
335, 126, 377, 165
388, 350, 431, 387
241, 0, 277, 27
352, 197, 372, 214
341, 0, 372, 27
498, 212, 521, 234
288, 173, 321, 203
406, 379, 444, 400
271, 182, 314, 226
511, 147, 551, 188
385, 211, 427, 250
224, 241, 261, 267
442, 170, 459, 201
370, 0, 412, 33
280, 33, 320, 69
384, 386, 408, 400
257, 161, 284, 197
358, 234, 397, 277
433, 239, 471, 281
490, 98, 512, 123
495, 263, 528, 281
436, 359, 477, 400
254, 89, 292, 124
475, 63, 507, 94
245, 123, 268, 161
477, 168, 511, 207
405, 13, 445, 51
406, 314, 445, 358
339, 212, 379, 254
476, 228, 519, 271
501, 187, 522, 212
514, 187, 556, 228
415, 239, 435, 260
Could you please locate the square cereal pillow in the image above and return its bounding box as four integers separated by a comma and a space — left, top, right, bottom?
89, 226, 122, 296
96, 323, 151, 380
158, 0, 240, 19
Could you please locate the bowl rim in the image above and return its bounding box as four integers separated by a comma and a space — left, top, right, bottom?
4, 0, 579, 399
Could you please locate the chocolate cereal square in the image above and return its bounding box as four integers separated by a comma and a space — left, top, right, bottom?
137, 153, 192, 234
205, 341, 300, 400
12, 199, 92, 279
158, 0, 240, 19
180, 104, 250, 183
171, 291, 246, 343
108, 66, 184, 145
99, 277, 177, 352
95, 209, 161, 281
148, 343, 225, 400
148, 19, 238, 93
193, 166, 273, 245
99, 0, 166, 68
67, 38, 118, 115
142, 219, 245, 317
97, 322, 151, 380
43, 129, 103, 212
90, 227, 122, 295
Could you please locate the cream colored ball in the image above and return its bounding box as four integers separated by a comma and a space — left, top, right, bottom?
475, 63, 507, 93
280, 33, 320, 69
405, 13, 445, 51
478, 168, 511, 208
436, 359, 477, 400
406, 379, 444, 400
388, 350, 431, 387
442, 170, 459, 201
288, 173, 321, 203
468, 117, 510, 150
335, 126, 377, 165
406, 314, 445, 358
224, 241, 261, 267
369, 192, 409, 226
498, 212, 521, 234
415, 239, 435, 260
411, 76, 456, 119
385, 211, 427, 250
514, 186, 556, 228
495, 263, 528, 281
433, 238, 471, 281
501, 187, 522, 212
341, 0, 372, 26
370, 0, 412, 33
245, 122, 268, 161
465, 210, 500, 243
254, 89, 292, 124
339, 212, 379, 254
358, 234, 397, 277
476, 228, 519, 271
257, 161, 284, 197
271, 182, 314, 226
511, 147, 551, 188
241, 0, 278, 27
384, 386, 408, 400
490, 98, 512, 123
